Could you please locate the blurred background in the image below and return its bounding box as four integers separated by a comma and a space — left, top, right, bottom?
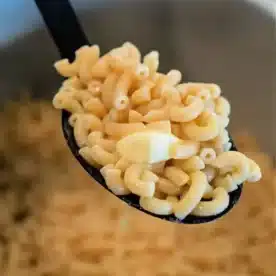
0, 0, 275, 275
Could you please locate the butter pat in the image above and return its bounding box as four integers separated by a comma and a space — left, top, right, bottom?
116, 132, 198, 164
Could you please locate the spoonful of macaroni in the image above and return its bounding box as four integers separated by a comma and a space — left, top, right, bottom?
35, 0, 262, 224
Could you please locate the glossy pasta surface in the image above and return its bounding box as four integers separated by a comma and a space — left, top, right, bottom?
53, 42, 261, 222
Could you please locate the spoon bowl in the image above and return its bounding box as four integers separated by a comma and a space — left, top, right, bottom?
62, 110, 243, 224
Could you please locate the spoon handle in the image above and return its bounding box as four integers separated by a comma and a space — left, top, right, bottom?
34, 0, 89, 61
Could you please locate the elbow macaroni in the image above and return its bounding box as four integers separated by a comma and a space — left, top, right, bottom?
174, 171, 208, 220
170, 96, 204, 123
146, 121, 171, 133
181, 111, 220, 142
211, 151, 250, 185
164, 166, 189, 187
102, 167, 130, 195
139, 197, 174, 215
53, 42, 262, 220
124, 164, 157, 197
173, 156, 205, 173
113, 71, 132, 110
73, 114, 103, 147
191, 187, 229, 217
86, 145, 117, 167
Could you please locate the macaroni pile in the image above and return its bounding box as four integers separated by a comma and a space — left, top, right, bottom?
53, 42, 262, 219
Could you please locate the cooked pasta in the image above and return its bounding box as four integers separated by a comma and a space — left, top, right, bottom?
52, 42, 262, 220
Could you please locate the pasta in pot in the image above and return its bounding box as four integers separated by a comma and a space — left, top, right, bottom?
0, 99, 273, 276
52, 42, 262, 220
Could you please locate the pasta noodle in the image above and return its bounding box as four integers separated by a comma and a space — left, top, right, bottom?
139, 197, 174, 215
156, 177, 182, 196
105, 121, 146, 138
146, 120, 171, 133
173, 156, 205, 173
164, 166, 189, 187
181, 111, 220, 141
86, 145, 117, 166
124, 164, 156, 197
170, 95, 204, 123
102, 167, 130, 195
174, 171, 208, 220
131, 83, 152, 105
113, 71, 132, 110
191, 187, 230, 216
128, 110, 144, 123
143, 51, 159, 77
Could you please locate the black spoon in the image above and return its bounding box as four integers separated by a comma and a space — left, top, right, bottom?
35, 0, 242, 224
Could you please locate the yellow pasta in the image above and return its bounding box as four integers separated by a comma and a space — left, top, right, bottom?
162, 86, 182, 105
124, 164, 156, 197
177, 83, 221, 100
131, 81, 153, 105
164, 166, 189, 187
113, 71, 133, 110
123, 42, 141, 62
181, 111, 220, 142
62, 76, 83, 89
143, 107, 169, 122
213, 175, 238, 192
108, 108, 129, 123
104, 121, 146, 138
199, 147, 217, 164
143, 51, 159, 77
128, 110, 144, 123
79, 146, 101, 169
146, 121, 171, 133
211, 151, 250, 185
101, 72, 118, 109
99, 164, 114, 178
87, 145, 117, 166
171, 123, 181, 137
73, 114, 103, 147
247, 158, 262, 182
148, 161, 166, 174
87, 131, 116, 152
202, 165, 217, 182
90, 54, 111, 78
78, 45, 100, 82
53, 91, 83, 113
156, 177, 182, 196
141, 170, 159, 183
191, 187, 230, 216
102, 167, 130, 195
215, 96, 231, 117
173, 156, 205, 173
134, 64, 150, 80
115, 157, 132, 172
166, 70, 182, 86
135, 98, 165, 115
139, 197, 174, 215
54, 59, 78, 77
174, 171, 208, 220
83, 97, 107, 119
87, 80, 102, 97
169, 96, 204, 123
203, 183, 214, 199
52, 42, 262, 221
166, 195, 179, 204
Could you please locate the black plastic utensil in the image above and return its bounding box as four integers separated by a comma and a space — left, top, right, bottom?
35, 0, 242, 224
